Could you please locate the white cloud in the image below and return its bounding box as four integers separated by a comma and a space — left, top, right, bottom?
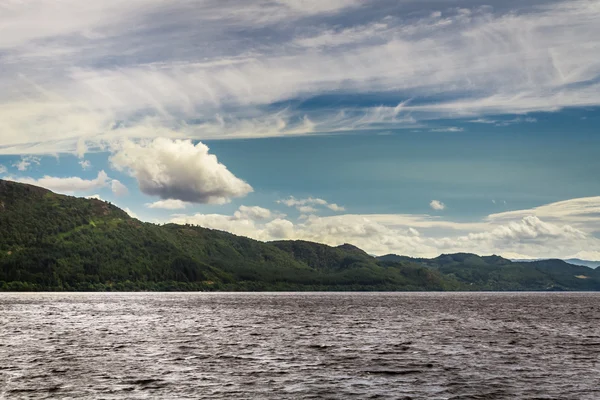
469, 118, 497, 124
486, 196, 600, 232
86, 194, 103, 200
146, 199, 190, 210
327, 203, 346, 212
171, 208, 262, 238
430, 127, 464, 132
13, 156, 41, 171
430, 200, 446, 211
124, 207, 139, 219
110, 179, 129, 196
8, 170, 110, 193
297, 205, 318, 214
0, 1, 599, 154
279, 197, 327, 207
110, 138, 253, 204
278, 196, 345, 213
166, 196, 600, 259
293, 21, 389, 48
264, 218, 295, 239
79, 159, 92, 170
570, 251, 600, 262
234, 205, 273, 221
469, 117, 538, 127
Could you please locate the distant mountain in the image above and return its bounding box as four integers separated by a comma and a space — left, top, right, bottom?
513, 258, 600, 269
1, 178, 599, 291
378, 253, 600, 291
563, 259, 599, 269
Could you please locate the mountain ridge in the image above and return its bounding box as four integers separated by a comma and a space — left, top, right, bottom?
511, 258, 599, 269
1, 179, 599, 291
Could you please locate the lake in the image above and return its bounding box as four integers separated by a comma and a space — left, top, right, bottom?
1, 292, 599, 399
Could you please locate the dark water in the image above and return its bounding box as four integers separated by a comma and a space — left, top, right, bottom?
1, 293, 599, 399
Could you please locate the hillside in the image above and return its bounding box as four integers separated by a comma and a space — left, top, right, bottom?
0, 179, 460, 291
378, 253, 600, 291
1, 179, 599, 291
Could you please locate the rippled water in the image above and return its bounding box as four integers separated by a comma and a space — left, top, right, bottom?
1, 292, 599, 399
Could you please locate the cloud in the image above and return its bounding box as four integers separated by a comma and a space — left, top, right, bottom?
13, 156, 41, 171
79, 160, 92, 170
124, 207, 139, 219
169, 196, 600, 260
8, 170, 110, 193
469, 118, 497, 124
327, 203, 346, 212
110, 138, 253, 204
469, 117, 538, 126
430, 200, 446, 211
297, 205, 318, 214
277, 196, 346, 213
486, 196, 600, 232
146, 199, 189, 210
170, 206, 266, 238
570, 251, 600, 262
110, 179, 128, 196
234, 205, 273, 221
430, 127, 464, 132
0, 1, 599, 154
467, 216, 586, 242
293, 21, 389, 48
279, 197, 327, 207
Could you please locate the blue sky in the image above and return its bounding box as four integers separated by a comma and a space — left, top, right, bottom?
1, 0, 599, 259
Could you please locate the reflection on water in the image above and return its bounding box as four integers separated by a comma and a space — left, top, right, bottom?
1, 292, 599, 399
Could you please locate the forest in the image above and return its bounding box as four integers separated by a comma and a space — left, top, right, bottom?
1, 179, 598, 292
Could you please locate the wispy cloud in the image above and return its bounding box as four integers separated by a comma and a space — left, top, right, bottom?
469, 117, 538, 126
430, 127, 463, 133
13, 156, 41, 171
79, 159, 92, 170
0, 1, 598, 154
278, 196, 345, 213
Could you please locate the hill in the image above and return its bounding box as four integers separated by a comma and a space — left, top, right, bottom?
1, 179, 599, 291
512, 258, 599, 269
564, 259, 599, 269
378, 253, 600, 290
0, 179, 460, 291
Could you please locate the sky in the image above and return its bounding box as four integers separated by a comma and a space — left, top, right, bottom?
1, 0, 599, 260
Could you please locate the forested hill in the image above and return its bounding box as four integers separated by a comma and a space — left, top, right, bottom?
377, 253, 600, 291
1, 179, 599, 291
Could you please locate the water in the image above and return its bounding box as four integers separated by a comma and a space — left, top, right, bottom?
1, 292, 599, 399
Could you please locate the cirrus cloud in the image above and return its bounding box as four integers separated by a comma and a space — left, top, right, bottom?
0, 1, 599, 155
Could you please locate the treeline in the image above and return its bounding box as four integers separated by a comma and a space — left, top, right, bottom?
1, 179, 599, 292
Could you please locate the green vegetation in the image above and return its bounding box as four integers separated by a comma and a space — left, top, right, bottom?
1, 179, 599, 291
378, 253, 600, 291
